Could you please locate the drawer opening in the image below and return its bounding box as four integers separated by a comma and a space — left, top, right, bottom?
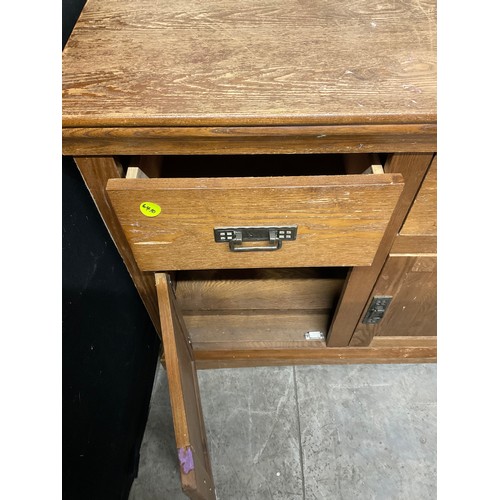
119, 153, 388, 179
174, 267, 348, 350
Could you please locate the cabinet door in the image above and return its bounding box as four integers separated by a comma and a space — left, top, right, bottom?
350, 255, 437, 347
155, 273, 216, 500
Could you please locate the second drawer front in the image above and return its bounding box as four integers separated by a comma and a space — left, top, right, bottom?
106, 174, 404, 271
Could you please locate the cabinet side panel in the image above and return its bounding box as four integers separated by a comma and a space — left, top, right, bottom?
74, 156, 161, 334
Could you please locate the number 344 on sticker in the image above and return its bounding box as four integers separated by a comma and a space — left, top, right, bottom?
140, 202, 162, 217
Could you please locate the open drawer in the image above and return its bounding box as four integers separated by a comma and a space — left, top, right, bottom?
106, 155, 404, 271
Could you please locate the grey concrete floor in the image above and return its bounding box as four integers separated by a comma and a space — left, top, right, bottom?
129, 362, 436, 500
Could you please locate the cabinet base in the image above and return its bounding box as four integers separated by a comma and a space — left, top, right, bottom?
193, 337, 436, 369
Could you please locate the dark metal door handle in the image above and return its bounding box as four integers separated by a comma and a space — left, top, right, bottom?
229, 230, 282, 252
214, 226, 297, 252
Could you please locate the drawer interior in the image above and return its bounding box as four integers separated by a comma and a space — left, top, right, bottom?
120, 153, 388, 178
174, 267, 348, 349
107, 152, 403, 271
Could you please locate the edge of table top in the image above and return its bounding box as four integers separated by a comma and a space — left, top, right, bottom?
62, 122, 437, 156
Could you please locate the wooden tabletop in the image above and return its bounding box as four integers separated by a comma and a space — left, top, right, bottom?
62, 0, 436, 129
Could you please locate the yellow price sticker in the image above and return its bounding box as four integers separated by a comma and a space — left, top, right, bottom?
140, 202, 161, 217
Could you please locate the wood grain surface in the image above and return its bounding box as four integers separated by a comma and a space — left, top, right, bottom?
176, 268, 346, 313
389, 155, 437, 252
326, 152, 433, 346
155, 274, 216, 499
74, 156, 161, 335
391, 234, 436, 254
62, 0, 436, 128
400, 155, 437, 236
193, 345, 437, 369
369, 336, 436, 348
106, 173, 404, 270
185, 312, 330, 350
350, 254, 437, 346
62, 124, 437, 156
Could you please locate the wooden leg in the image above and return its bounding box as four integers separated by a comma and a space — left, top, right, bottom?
326, 153, 434, 347
73, 156, 161, 335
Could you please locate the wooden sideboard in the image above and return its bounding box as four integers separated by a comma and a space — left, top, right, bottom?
63, 0, 436, 497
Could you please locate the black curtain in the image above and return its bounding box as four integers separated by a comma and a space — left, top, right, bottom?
62, 2, 160, 498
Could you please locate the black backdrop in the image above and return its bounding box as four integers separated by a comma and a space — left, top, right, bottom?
62, 2, 160, 499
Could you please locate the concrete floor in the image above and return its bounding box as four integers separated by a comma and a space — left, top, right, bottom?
129, 362, 436, 500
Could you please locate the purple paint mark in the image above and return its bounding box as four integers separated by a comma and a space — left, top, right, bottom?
178, 446, 194, 474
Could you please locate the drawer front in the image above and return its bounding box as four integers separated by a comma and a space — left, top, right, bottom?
106, 175, 404, 271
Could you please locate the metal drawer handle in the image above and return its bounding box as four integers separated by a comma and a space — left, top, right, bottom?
230, 230, 282, 252
214, 226, 297, 253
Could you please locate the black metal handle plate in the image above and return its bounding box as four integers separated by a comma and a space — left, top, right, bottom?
214, 226, 297, 252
